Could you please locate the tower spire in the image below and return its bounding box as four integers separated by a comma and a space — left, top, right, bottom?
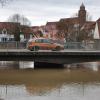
80, 2, 85, 10
78, 3, 86, 27
81, 2, 84, 7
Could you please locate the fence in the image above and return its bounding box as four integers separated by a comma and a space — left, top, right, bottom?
64, 42, 96, 50
0, 42, 27, 49
0, 41, 99, 50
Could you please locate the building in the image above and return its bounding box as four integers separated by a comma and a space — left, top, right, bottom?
58, 3, 92, 42
41, 3, 96, 42
43, 3, 87, 41
44, 22, 58, 39
94, 18, 100, 39
20, 25, 33, 41
0, 22, 33, 42
30, 3, 100, 42
0, 22, 20, 42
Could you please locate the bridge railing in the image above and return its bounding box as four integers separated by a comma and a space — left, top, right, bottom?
0, 41, 98, 50
64, 42, 96, 50
0, 41, 27, 49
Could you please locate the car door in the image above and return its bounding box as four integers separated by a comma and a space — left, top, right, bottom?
42, 39, 51, 50
35, 39, 43, 49
36, 39, 50, 50
48, 39, 56, 50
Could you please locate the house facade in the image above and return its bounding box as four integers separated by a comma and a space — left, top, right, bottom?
0, 22, 33, 42
94, 18, 100, 39
32, 3, 96, 42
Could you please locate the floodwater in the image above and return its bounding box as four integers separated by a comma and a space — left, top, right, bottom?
0, 61, 100, 100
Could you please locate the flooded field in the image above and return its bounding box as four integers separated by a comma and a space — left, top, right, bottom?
0, 61, 100, 100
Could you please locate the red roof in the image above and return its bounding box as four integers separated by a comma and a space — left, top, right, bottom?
97, 18, 100, 35
60, 17, 79, 24
82, 21, 95, 30
46, 21, 58, 26
0, 22, 20, 34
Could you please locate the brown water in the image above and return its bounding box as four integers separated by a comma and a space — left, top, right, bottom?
0, 61, 100, 100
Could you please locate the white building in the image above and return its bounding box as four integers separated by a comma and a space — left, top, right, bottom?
94, 22, 100, 39
0, 28, 14, 42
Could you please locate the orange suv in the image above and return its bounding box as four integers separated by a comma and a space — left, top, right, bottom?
27, 38, 64, 51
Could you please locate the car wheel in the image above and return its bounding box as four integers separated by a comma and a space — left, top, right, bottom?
55, 46, 60, 51
31, 46, 39, 51
52, 46, 60, 51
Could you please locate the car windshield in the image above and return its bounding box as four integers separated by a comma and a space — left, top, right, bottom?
35, 39, 51, 43
42, 39, 51, 43
35, 39, 42, 43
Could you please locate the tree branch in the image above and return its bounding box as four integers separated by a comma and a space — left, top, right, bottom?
0, 0, 13, 6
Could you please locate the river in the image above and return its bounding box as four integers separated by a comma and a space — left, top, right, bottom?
0, 61, 100, 100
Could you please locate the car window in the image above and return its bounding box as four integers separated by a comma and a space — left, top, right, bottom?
43, 39, 51, 43
35, 39, 43, 43
35, 39, 51, 43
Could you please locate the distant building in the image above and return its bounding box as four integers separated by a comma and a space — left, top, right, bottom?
45, 22, 58, 39
0, 22, 33, 42
38, 3, 95, 42
20, 25, 33, 41
30, 3, 100, 42
31, 26, 42, 37
0, 22, 20, 42
94, 18, 100, 39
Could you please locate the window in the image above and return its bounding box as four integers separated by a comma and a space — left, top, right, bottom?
35, 39, 43, 43
43, 39, 50, 43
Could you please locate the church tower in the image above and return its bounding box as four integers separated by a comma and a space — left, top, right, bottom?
78, 3, 86, 27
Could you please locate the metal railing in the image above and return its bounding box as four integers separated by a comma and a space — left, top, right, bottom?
64, 42, 96, 50
0, 41, 27, 49
0, 41, 99, 50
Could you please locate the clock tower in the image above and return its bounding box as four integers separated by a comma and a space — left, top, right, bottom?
78, 3, 86, 27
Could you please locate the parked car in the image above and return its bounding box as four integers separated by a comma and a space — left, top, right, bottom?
27, 38, 64, 51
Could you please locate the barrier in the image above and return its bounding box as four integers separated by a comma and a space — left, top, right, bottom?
0, 42, 27, 49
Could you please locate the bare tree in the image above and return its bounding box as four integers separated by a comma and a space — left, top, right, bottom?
57, 20, 74, 42
7, 14, 31, 26
71, 13, 78, 18
7, 14, 31, 41
86, 12, 92, 21
0, 0, 13, 6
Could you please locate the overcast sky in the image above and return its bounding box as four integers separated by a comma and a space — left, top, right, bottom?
0, 0, 100, 26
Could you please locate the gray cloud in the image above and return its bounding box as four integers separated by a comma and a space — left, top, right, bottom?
0, 0, 100, 25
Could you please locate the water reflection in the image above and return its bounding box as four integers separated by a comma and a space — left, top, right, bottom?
64, 61, 100, 71
0, 61, 34, 69
0, 61, 19, 69
82, 62, 100, 71
0, 83, 100, 100
0, 61, 100, 100
0, 61, 100, 71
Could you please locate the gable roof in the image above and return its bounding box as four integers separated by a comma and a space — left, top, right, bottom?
93, 18, 100, 39
81, 21, 95, 30
0, 22, 20, 29
97, 18, 100, 36
0, 22, 20, 34
46, 21, 58, 26
60, 17, 79, 24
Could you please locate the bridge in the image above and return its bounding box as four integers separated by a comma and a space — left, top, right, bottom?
0, 49, 100, 64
